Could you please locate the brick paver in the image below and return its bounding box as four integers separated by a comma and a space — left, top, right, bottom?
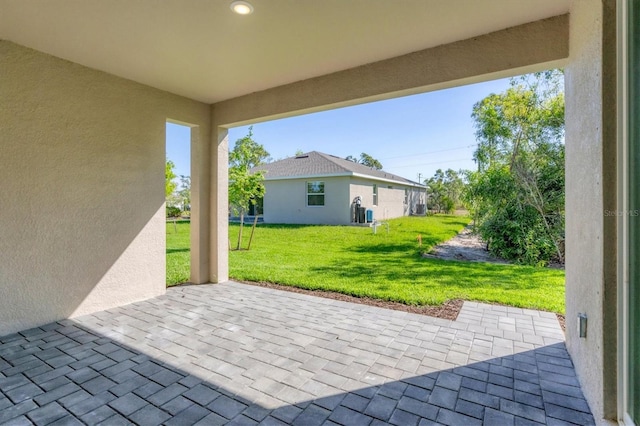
0, 282, 594, 424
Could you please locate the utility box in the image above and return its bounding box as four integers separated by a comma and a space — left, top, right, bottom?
416, 204, 426, 215
366, 209, 374, 223
356, 207, 366, 223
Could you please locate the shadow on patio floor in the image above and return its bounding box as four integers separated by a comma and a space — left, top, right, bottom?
0, 283, 593, 425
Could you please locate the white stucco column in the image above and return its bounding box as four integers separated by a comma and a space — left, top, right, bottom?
209, 123, 229, 283
190, 122, 211, 284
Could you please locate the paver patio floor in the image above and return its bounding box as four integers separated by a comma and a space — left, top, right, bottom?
0, 281, 594, 425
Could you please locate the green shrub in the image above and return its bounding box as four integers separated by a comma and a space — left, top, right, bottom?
166, 205, 181, 218
467, 166, 563, 267
480, 205, 557, 266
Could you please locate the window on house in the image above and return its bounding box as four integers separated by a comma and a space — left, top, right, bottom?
307, 181, 325, 206
373, 184, 378, 206
404, 189, 408, 204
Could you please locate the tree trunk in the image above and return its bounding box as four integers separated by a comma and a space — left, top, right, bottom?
247, 215, 259, 250
236, 211, 244, 250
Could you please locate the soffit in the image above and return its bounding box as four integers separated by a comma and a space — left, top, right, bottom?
0, 0, 569, 103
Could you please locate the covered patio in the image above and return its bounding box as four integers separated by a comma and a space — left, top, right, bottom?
0, 283, 593, 425
0, 0, 627, 422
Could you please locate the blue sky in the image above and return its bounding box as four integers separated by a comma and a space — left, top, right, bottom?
166, 77, 514, 183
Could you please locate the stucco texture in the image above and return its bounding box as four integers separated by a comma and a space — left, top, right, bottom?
349, 178, 423, 221
261, 177, 422, 225
0, 41, 211, 336
564, 0, 617, 421
263, 177, 351, 225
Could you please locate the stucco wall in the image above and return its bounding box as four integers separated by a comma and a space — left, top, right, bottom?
408, 188, 427, 214
263, 177, 421, 224
263, 177, 351, 225
0, 41, 211, 336
349, 178, 421, 221
565, 0, 617, 421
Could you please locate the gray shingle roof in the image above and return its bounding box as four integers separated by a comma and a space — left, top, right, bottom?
251, 151, 424, 187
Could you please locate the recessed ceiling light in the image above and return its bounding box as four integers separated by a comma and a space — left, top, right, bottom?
230, 1, 254, 15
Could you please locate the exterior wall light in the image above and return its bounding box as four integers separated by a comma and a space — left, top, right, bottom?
230, 1, 254, 15
578, 312, 588, 338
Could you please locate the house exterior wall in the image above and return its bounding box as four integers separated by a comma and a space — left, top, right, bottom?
408, 187, 427, 214
262, 176, 422, 225
565, 0, 617, 421
263, 177, 351, 225
349, 178, 423, 221
0, 41, 211, 336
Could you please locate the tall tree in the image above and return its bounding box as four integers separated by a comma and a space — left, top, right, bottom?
466, 70, 565, 265
444, 169, 465, 207
178, 175, 190, 212
229, 127, 270, 249
360, 153, 383, 170
345, 153, 383, 170
425, 169, 465, 214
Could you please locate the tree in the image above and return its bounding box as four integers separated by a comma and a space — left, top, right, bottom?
345, 152, 383, 170
465, 70, 565, 266
165, 159, 179, 218
165, 159, 177, 198
360, 153, 383, 170
229, 127, 270, 249
178, 175, 190, 212
425, 169, 464, 214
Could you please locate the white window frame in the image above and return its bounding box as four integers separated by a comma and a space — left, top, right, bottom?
373, 184, 378, 206
306, 181, 325, 207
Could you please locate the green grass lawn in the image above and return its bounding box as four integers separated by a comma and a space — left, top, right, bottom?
167, 215, 566, 313
166, 220, 191, 286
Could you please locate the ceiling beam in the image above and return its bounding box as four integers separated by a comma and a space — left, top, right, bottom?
213, 14, 569, 127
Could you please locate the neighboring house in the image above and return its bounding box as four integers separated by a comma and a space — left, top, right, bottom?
251, 151, 425, 225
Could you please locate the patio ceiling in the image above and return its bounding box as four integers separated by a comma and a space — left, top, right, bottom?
0, 0, 569, 103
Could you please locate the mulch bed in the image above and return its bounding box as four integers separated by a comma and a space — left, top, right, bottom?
237, 280, 463, 321
556, 314, 566, 332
